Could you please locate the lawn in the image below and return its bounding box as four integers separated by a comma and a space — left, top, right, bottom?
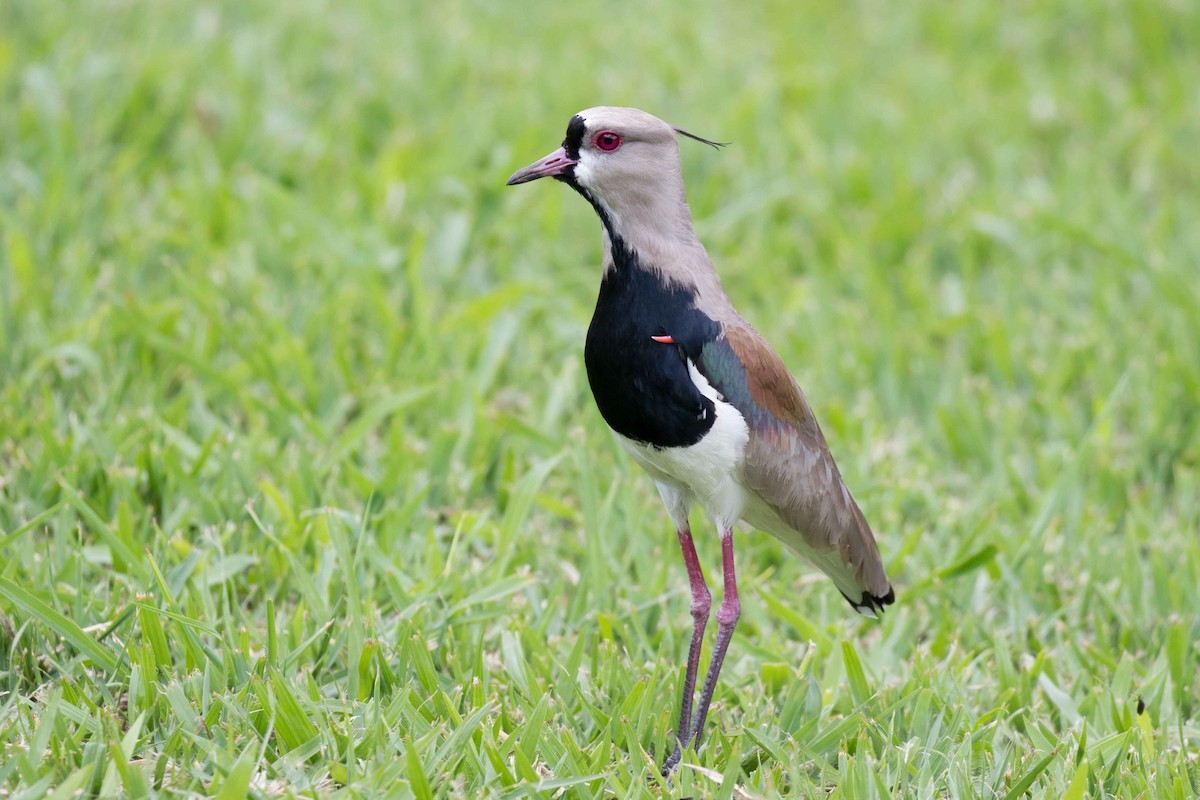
2, 0, 1199, 797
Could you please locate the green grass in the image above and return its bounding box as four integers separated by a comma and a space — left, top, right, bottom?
2, 0, 1199, 796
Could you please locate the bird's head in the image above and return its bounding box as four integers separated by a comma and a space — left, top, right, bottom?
507, 107, 724, 235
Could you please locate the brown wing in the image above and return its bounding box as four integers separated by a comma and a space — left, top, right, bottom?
696, 324, 894, 612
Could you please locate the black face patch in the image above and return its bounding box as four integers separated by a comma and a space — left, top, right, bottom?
553, 115, 589, 190
583, 236, 722, 448
562, 115, 587, 160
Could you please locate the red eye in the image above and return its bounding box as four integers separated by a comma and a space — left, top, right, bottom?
594, 131, 622, 152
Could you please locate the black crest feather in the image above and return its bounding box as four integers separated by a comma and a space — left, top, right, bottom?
673, 127, 730, 150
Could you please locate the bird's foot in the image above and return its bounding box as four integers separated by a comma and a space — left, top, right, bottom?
661, 744, 683, 777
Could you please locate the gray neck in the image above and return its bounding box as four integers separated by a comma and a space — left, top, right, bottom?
593, 190, 734, 321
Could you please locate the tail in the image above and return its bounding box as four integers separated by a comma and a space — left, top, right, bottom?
839, 585, 896, 618
756, 491, 896, 619
834, 501, 896, 618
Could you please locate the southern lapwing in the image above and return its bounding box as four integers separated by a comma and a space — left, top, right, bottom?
507, 107, 894, 775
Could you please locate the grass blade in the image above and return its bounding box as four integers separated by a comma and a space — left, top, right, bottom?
0, 577, 118, 672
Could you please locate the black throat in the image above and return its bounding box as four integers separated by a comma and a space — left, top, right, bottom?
582, 229, 721, 448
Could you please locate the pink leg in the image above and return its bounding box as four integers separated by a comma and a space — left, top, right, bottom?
661, 525, 711, 776
686, 528, 740, 750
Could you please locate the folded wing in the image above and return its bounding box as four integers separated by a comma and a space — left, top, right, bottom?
695, 323, 894, 613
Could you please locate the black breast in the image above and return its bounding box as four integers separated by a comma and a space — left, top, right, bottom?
583, 240, 721, 448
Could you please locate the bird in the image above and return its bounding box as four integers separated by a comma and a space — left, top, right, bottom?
506, 107, 894, 775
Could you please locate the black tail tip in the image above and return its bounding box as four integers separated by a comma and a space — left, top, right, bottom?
841, 586, 896, 618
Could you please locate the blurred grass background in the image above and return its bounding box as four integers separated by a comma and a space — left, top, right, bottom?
1, 0, 1199, 796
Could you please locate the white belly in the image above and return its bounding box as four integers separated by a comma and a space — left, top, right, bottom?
615, 360, 751, 531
